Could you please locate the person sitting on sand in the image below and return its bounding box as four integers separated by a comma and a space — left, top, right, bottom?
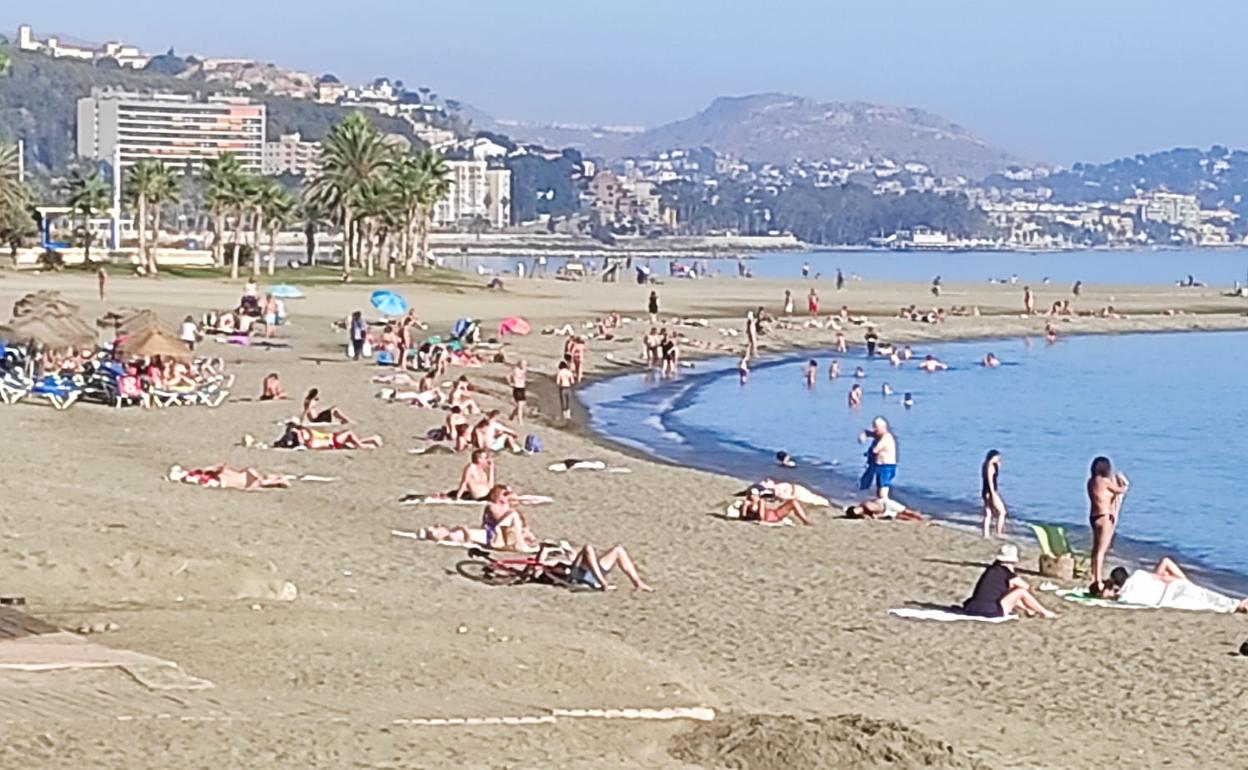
303, 389, 351, 424
482, 484, 538, 551
962, 544, 1056, 619
844, 497, 926, 522
169, 463, 290, 490
1097, 557, 1248, 613
540, 542, 654, 592
449, 376, 480, 414
453, 449, 495, 501
982, 353, 1000, 368
260, 372, 287, 401
445, 406, 471, 452
472, 410, 523, 454
740, 486, 813, 526
918, 355, 948, 372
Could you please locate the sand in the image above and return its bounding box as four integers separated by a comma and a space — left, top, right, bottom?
0, 267, 1246, 769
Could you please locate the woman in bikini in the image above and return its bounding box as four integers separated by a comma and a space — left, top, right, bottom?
1088, 456, 1129, 593
740, 487, 812, 526
302, 388, 351, 424
481, 484, 537, 552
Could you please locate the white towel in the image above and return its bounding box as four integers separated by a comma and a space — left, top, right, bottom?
888, 608, 1015, 623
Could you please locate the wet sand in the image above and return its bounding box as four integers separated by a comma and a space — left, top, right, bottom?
1, 269, 1246, 769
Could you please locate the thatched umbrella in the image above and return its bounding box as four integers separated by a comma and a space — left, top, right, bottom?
0, 314, 97, 351
12, 290, 80, 320
116, 326, 192, 361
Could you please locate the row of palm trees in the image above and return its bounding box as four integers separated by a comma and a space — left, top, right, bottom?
54, 111, 454, 279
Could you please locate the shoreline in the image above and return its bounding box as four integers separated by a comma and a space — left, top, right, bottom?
572, 336, 1248, 596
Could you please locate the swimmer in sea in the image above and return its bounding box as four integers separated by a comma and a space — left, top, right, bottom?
982, 352, 1000, 368
918, 355, 948, 372
889, 351, 901, 367
900, 345, 913, 361
881, 383, 893, 396
804, 359, 817, 387
739, 352, 750, 384
902, 392, 914, 409
776, 451, 796, 468
848, 383, 863, 408
853, 366, 866, 379
828, 359, 840, 380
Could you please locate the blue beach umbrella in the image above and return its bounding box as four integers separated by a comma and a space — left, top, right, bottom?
370, 290, 409, 316
268, 284, 305, 299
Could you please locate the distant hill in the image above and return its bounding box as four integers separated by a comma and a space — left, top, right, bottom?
0, 48, 420, 178
491, 93, 1019, 178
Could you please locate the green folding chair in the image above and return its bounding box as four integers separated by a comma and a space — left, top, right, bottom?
1029, 523, 1090, 577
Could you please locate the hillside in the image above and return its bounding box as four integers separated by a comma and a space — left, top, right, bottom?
0, 48, 420, 176
494, 93, 1019, 178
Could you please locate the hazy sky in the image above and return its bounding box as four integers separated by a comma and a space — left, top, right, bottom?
8, 2, 1246, 163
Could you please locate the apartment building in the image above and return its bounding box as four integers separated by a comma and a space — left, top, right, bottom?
76, 91, 266, 172
262, 132, 322, 176
432, 160, 511, 228
17, 24, 149, 68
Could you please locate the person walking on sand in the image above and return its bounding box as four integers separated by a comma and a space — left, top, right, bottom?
648, 290, 659, 324
506, 359, 527, 424
97, 264, 108, 301
1023, 285, 1035, 316
1088, 456, 1129, 592
555, 360, 576, 420
981, 450, 1008, 538
859, 416, 897, 500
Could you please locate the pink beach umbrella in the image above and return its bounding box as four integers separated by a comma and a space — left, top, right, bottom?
498, 317, 531, 336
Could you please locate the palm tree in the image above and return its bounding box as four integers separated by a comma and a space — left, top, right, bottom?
0, 50, 10, 78
222, 172, 260, 279
306, 113, 394, 279
354, 176, 397, 278
0, 143, 26, 214
255, 181, 296, 276
202, 154, 243, 268
66, 168, 111, 263
411, 150, 451, 267
300, 201, 330, 267
125, 160, 180, 275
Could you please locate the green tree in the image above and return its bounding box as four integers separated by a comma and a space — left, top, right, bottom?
0, 143, 26, 213
411, 150, 450, 267
65, 167, 111, 263
202, 154, 243, 268
0, 49, 10, 77
256, 181, 296, 276
305, 112, 395, 279
125, 160, 180, 275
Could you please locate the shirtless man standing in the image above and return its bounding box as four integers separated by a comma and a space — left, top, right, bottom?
1023, 285, 1035, 316
453, 449, 495, 500
860, 417, 898, 500
1088, 456, 1129, 591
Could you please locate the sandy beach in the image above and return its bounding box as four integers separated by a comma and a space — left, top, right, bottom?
1, 268, 1246, 769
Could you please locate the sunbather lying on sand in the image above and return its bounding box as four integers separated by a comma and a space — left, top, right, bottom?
276, 423, 383, 450
844, 497, 927, 522
741, 487, 812, 526
1098, 557, 1248, 613
963, 544, 1056, 619
539, 542, 654, 591
756, 479, 830, 507
169, 464, 289, 490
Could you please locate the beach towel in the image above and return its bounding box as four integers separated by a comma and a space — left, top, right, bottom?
1055, 589, 1149, 610
888, 608, 1016, 623
548, 460, 631, 473
399, 494, 553, 506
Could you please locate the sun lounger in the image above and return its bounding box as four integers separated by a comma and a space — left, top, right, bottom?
0, 373, 30, 405
1029, 523, 1089, 577
28, 377, 80, 410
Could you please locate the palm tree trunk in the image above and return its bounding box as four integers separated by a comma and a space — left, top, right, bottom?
341, 209, 353, 279
267, 226, 277, 276
418, 213, 431, 266
363, 219, 375, 278
399, 222, 410, 275
149, 203, 161, 275
231, 208, 245, 271
251, 205, 263, 277
211, 209, 224, 267
136, 195, 147, 273
82, 212, 92, 263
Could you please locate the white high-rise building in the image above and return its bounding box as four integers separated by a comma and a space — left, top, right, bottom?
433, 160, 511, 229
263, 132, 321, 176
76, 91, 266, 173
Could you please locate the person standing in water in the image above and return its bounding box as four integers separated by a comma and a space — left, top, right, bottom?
1088, 456, 1129, 592
981, 450, 1008, 538
738, 352, 750, 384
847, 383, 862, 408
804, 359, 817, 387
859, 416, 897, 500
828, 359, 840, 380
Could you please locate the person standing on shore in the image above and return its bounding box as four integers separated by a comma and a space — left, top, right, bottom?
836, 269, 845, 291
349, 311, 368, 360
745, 312, 758, 358
802, 262, 810, 279
506, 359, 527, 424
1024, 285, 1035, 316
808, 287, 820, 316
648, 290, 659, 324
1072, 280, 1083, 298
783, 289, 794, 317
97, 264, 108, 301
555, 360, 575, 420
931, 275, 942, 297
859, 416, 897, 500
568, 336, 587, 382
835, 331, 847, 353
981, 450, 1007, 538
1088, 456, 1129, 592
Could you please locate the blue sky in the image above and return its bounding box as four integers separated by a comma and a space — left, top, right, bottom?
7, 1, 1245, 163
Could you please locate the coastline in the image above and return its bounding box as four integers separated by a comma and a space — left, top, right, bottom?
0, 270, 1246, 768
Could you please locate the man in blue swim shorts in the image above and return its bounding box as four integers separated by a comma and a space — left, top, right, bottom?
858, 416, 898, 500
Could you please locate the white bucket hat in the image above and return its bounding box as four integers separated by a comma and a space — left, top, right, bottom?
995, 543, 1019, 564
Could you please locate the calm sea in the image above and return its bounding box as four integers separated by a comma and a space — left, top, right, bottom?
446, 247, 1248, 286
580, 331, 1248, 589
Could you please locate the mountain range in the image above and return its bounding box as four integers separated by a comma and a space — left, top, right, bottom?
482, 93, 1020, 179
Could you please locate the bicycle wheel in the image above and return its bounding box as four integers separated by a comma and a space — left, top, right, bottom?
455, 559, 526, 586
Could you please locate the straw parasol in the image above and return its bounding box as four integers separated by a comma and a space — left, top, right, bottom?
0, 314, 97, 350
12, 290, 80, 320
115, 326, 192, 361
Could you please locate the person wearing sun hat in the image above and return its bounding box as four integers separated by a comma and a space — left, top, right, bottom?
962, 543, 1057, 619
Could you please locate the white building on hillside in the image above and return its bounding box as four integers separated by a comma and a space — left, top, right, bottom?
433, 160, 511, 229
17, 24, 149, 68
263, 133, 321, 176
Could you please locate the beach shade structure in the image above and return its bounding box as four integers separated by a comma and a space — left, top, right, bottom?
0, 314, 98, 351
268, 284, 305, 299
370, 290, 409, 317
498, 317, 531, 336
116, 326, 192, 361
12, 290, 79, 320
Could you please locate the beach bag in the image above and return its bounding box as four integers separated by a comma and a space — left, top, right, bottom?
524, 434, 543, 453
362, 340, 373, 358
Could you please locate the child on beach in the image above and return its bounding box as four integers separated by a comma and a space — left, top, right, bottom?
556, 360, 575, 420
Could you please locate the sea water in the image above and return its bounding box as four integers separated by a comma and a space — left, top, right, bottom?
581, 331, 1248, 587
